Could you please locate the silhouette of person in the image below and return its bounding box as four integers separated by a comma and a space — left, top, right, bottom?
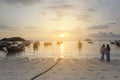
100, 44, 105, 61
106, 44, 111, 62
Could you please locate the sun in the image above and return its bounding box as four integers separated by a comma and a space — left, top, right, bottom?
60, 33, 64, 37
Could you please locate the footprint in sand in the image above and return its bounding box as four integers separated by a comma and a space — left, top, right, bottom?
57, 68, 62, 71
52, 71, 57, 74
99, 76, 106, 79
101, 69, 108, 71
72, 68, 76, 71
114, 75, 119, 78
96, 72, 100, 76
80, 77, 87, 79
87, 69, 93, 71
64, 77, 70, 80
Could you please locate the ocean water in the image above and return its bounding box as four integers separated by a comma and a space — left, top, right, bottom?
0, 41, 120, 59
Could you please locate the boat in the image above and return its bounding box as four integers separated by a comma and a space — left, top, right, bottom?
110, 41, 115, 44
23, 40, 32, 46
78, 41, 82, 48
85, 39, 92, 42
0, 41, 11, 50
57, 41, 63, 45
6, 44, 25, 54
85, 39, 93, 44
88, 41, 93, 44
115, 40, 120, 47
33, 41, 40, 50
44, 42, 52, 46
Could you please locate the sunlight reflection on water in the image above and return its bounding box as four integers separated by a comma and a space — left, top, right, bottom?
0, 41, 120, 59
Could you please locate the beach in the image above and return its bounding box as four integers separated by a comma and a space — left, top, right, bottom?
1, 0, 120, 79
0, 57, 120, 80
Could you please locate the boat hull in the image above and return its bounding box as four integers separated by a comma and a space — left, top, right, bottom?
7, 46, 25, 55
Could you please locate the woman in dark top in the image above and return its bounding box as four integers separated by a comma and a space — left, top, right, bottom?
106, 44, 111, 62
100, 44, 105, 61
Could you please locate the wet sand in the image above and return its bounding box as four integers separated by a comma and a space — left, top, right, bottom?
0, 57, 120, 80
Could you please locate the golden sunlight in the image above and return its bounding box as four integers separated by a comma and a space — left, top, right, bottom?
60, 44, 65, 58
60, 34, 65, 37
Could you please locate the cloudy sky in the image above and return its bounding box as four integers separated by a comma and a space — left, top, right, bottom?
0, 0, 120, 40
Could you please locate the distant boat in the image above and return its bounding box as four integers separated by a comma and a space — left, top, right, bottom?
78, 41, 82, 48
44, 42, 52, 46
57, 41, 63, 45
33, 41, 40, 50
88, 41, 93, 44
115, 40, 120, 47
23, 41, 32, 46
85, 39, 93, 44
110, 41, 115, 44
85, 39, 92, 42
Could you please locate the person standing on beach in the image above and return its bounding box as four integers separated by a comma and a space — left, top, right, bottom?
106, 44, 111, 62
100, 44, 106, 61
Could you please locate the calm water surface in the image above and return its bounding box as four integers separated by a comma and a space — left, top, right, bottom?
0, 41, 120, 59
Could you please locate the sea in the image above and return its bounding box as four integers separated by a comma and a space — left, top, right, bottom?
0, 41, 120, 59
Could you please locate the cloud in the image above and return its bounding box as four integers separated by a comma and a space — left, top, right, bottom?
52, 0, 66, 4
51, 30, 71, 34
51, 26, 83, 34
107, 22, 117, 25
50, 17, 61, 21
1, 0, 42, 6
90, 32, 120, 38
22, 26, 45, 32
23, 26, 40, 29
54, 10, 67, 17
87, 24, 110, 30
0, 24, 16, 30
48, 4, 76, 10
48, 4, 76, 17
0, 24, 43, 31
76, 15, 91, 21
0, 24, 9, 29
86, 8, 97, 12
70, 27, 83, 33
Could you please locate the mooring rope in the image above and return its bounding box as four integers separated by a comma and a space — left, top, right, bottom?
30, 58, 62, 80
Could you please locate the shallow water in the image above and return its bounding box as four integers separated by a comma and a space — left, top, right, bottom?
0, 41, 120, 59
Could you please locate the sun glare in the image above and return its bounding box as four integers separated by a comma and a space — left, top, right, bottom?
60, 34, 64, 37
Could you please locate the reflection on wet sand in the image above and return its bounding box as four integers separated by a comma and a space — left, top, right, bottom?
60, 43, 65, 58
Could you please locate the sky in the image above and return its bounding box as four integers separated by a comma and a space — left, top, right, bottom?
0, 0, 120, 40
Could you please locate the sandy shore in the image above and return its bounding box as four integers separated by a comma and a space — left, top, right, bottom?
0, 57, 120, 80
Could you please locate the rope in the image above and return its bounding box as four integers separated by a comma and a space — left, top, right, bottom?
30, 58, 62, 80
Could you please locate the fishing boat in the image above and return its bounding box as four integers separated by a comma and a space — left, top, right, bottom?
85, 39, 93, 44
88, 41, 93, 44
110, 41, 115, 44
6, 44, 25, 54
0, 42, 10, 50
33, 41, 40, 50
44, 42, 52, 46
115, 40, 120, 47
57, 41, 63, 45
23, 40, 32, 46
78, 41, 82, 48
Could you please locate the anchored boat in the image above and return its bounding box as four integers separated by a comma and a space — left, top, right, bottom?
6, 44, 25, 54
